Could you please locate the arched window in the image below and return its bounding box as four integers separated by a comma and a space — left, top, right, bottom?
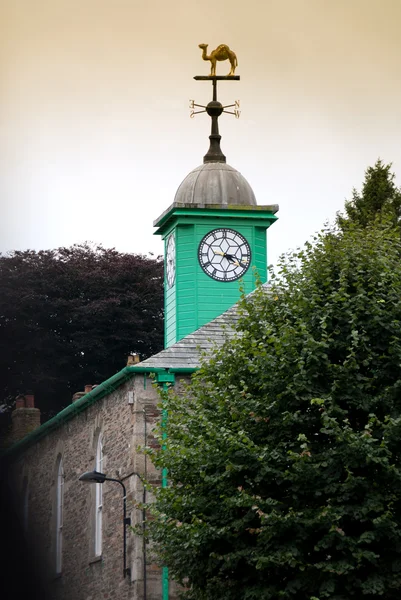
95, 434, 103, 556
56, 458, 64, 573
22, 476, 28, 533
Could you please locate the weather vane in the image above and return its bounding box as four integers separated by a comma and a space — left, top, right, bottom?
190, 43, 241, 163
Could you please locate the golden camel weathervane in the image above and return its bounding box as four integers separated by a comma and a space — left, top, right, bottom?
198, 43, 238, 77
190, 43, 241, 163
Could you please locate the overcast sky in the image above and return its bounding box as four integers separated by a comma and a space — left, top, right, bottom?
2, 0, 401, 269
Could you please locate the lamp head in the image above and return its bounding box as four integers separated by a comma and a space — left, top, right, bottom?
79, 470, 106, 484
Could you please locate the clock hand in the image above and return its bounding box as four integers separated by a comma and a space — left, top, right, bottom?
214, 250, 236, 264
225, 253, 237, 264
213, 250, 234, 260
214, 250, 248, 267
225, 253, 249, 267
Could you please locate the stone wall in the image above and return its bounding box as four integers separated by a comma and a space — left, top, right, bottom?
5, 372, 191, 600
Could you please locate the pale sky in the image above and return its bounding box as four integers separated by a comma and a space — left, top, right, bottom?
1, 0, 401, 268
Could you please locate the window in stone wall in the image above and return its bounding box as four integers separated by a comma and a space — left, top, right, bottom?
95, 434, 103, 556
56, 458, 64, 574
22, 476, 28, 532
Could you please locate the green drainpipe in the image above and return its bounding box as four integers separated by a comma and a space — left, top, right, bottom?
162, 388, 169, 600
156, 372, 175, 600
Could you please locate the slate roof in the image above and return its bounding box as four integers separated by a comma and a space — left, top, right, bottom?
138, 303, 241, 369
138, 283, 271, 370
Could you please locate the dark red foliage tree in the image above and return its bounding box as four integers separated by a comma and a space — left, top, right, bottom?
0, 243, 164, 422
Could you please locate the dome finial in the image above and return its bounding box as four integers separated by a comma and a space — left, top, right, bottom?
204, 98, 226, 163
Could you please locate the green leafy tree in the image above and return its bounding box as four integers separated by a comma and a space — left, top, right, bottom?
147, 220, 401, 600
337, 159, 401, 229
0, 244, 163, 423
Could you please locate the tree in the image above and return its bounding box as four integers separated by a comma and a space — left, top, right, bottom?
0, 244, 163, 422
337, 159, 401, 229
146, 220, 401, 600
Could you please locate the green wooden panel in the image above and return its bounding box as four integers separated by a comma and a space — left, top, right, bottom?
174, 225, 196, 346
164, 215, 273, 347
253, 227, 268, 281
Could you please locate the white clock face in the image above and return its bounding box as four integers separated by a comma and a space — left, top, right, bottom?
166, 233, 176, 288
198, 228, 251, 281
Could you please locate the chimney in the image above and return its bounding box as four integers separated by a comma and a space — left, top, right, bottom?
127, 354, 140, 366
9, 393, 41, 444
72, 384, 94, 402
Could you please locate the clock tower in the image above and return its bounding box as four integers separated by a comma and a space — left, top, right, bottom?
154, 63, 278, 348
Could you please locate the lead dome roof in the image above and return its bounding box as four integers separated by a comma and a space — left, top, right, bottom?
174, 162, 257, 206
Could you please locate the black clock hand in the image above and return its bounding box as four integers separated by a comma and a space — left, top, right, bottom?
214, 250, 235, 261
214, 250, 247, 267
220, 253, 236, 265
214, 250, 235, 264
226, 253, 248, 266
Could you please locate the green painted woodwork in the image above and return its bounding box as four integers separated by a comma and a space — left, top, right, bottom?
157, 207, 277, 348
161, 381, 169, 600
155, 372, 176, 384
154, 203, 279, 233
162, 566, 169, 600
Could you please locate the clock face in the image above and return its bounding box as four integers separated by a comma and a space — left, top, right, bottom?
166, 233, 176, 288
198, 228, 251, 282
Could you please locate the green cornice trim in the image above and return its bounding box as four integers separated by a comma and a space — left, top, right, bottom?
127, 366, 197, 375
1, 365, 198, 460
153, 203, 279, 235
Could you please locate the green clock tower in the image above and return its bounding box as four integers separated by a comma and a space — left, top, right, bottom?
154, 66, 278, 348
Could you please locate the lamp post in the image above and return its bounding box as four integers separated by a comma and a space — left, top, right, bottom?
79, 470, 132, 578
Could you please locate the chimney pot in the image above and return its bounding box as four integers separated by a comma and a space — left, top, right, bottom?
127, 354, 140, 365
84, 384, 92, 394
15, 395, 25, 409
72, 391, 85, 402
25, 394, 35, 408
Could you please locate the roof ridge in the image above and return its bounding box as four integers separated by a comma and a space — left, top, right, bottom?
138, 282, 271, 369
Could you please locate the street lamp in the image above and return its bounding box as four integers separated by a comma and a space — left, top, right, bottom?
79, 470, 131, 578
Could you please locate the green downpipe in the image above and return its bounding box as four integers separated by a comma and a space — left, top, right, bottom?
162, 382, 169, 600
